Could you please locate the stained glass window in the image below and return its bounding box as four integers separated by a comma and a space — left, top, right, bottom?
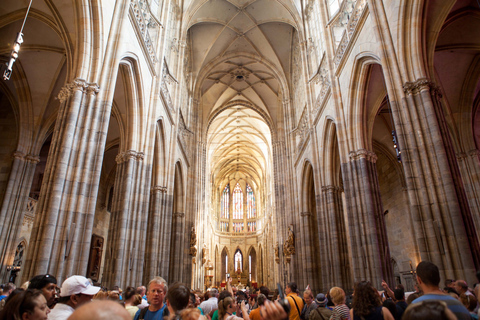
221, 184, 230, 219
247, 222, 256, 232
233, 183, 243, 219
247, 184, 256, 219
233, 222, 244, 233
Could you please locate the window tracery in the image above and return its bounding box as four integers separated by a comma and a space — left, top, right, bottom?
233, 183, 243, 219
221, 184, 230, 219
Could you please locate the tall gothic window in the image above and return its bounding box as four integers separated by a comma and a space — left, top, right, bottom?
221, 184, 230, 219
233, 183, 243, 219
246, 184, 256, 219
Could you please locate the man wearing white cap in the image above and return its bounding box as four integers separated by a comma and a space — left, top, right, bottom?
49, 275, 100, 320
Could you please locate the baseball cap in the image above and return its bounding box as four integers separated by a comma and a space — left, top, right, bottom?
59, 275, 100, 297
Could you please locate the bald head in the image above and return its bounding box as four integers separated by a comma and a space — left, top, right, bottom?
68, 300, 130, 320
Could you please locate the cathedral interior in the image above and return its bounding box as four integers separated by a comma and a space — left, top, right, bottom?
1, 0, 480, 294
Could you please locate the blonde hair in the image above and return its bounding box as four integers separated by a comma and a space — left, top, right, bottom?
218, 296, 234, 319
329, 287, 346, 305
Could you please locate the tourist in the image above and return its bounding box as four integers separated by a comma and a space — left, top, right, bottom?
308, 293, 332, 320
0, 289, 50, 320
328, 287, 351, 320
249, 293, 266, 320
134, 276, 168, 320
218, 296, 250, 320
412, 261, 471, 320
402, 300, 456, 320
124, 286, 142, 319
285, 282, 304, 320
200, 288, 219, 315
165, 283, 190, 318
349, 281, 394, 320
49, 275, 100, 320
28, 274, 58, 309
300, 289, 316, 320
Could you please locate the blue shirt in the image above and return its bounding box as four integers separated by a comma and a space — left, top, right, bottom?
133, 304, 167, 320
412, 293, 471, 320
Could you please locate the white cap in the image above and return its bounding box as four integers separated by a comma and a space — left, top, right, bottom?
59, 275, 100, 297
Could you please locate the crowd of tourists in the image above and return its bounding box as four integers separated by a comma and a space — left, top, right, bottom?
0, 260, 478, 320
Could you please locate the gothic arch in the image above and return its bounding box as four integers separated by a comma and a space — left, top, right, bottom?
153, 119, 167, 186
347, 54, 382, 151
117, 57, 145, 151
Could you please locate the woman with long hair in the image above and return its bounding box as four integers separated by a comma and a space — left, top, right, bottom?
0, 289, 50, 320
350, 281, 394, 320
218, 296, 250, 320
123, 286, 142, 319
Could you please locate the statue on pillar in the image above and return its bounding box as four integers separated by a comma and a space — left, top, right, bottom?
189, 227, 197, 256
283, 224, 295, 263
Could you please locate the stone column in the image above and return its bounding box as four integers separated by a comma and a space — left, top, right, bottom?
169, 211, 185, 282
103, 150, 145, 288
145, 185, 167, 282
0, 152, 39, 282
341, 149, 393, 288
457, 150, 480, 242
299, 211, 317, 290
399, 80, 479, 281
22, 79, 107, 283
319, 185, 351, 291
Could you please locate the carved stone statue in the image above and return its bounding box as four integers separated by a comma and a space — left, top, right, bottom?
283, 225, 295, 263
202, 243, 208, 265
189, 227, 197, 256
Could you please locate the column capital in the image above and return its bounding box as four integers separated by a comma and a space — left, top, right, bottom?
403, 78, 436, 96
151, 185, 167, 194
12, 151, 26, 160
57, 79, 100, 102
300, 211, 312, 217
115, 150, 144, 164
173, 212, 185, 218
321, 185, 343, 192
349, 149, 377, 162
26, 155, 40, 164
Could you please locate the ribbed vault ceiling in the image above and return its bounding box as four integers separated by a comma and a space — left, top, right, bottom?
187, 0, 299, 194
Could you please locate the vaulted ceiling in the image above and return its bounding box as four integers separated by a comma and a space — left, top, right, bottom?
185, 0, 301, 192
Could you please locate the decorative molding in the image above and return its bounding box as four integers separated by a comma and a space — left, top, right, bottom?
12, 151, 26, 160
23, 197, 37, 226
309, 54, 331, 118
26, 155, 40, 164
115, 150, 144, 164
321, 185, 344, 193
173, 212, 185, 218
403, 78, 435, 95
332, 0, 368, 69
300, 211, 312, 217
151, 185, 167, 193
349, 149, 377, 162
130, 0, 158, 68
57, 79, 100, 102
178, 110, 194, 161
294, 107, 310, 158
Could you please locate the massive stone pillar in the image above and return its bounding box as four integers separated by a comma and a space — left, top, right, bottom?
342, 149, 393, 288
0, 152, 39, 282
103, 150, 148, 287
169, 211, 186, 282
22, 80, 107, 283
398, 80, 479, 282
318, 185, 351, 291
144, 185, 168, 282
